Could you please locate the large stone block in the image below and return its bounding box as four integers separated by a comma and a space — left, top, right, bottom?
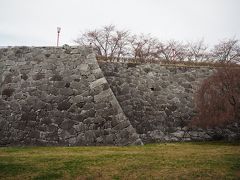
94, 89, 112, 103
90, 77, 108, 89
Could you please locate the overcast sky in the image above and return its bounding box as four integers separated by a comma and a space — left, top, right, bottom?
0, 0, 239, 47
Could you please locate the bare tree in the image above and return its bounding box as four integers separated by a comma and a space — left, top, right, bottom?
128, 34, 159, 62
74, 25, 129, 60
174, 42, 188, 61
187, 39, 209, 62
191, 66, 240, 128
111, 30, 130, 61
75, 24, 240, 64
211, 38, 240, 63
157, 40, 188, 61
156, 42, 172, 61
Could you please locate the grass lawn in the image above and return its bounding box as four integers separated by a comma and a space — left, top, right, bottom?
0, 142, 239, 180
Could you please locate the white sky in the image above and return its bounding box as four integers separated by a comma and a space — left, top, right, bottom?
0, 0, 239, 47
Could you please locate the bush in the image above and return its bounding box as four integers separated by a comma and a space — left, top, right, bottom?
191, 66, 240, 128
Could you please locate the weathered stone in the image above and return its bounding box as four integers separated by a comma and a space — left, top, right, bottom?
60, 119, 75, 130
7, 46, 238, 146
113, 120, 130, 130
170, 130, 185, 138
85, 130, 96, 143
96, 136, 103, 143
54, 81, 66, 88
78, 64, 89, 72
73, 122, 85, 132
57, 100, 72, 111
99, 62, 239, 143
68, 137, 77, 145
50, 74, 63, 81
94, 89, 112, 103
105, 134, 115, 144
90, 77, 107, 89
2, 88, 15, 98
59, 88, 74, 96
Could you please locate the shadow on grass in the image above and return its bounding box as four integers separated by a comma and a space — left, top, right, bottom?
33, 172, 63, 180
187, 141, 240, 146
0, 162, 37, 176
143, 141, 240, 147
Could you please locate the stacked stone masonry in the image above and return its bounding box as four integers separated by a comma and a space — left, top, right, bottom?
99, 62, 240, 143
0, 46, 142, 146
0, 46, 239, 146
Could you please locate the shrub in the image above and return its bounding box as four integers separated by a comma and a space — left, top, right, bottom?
191, 66, 240, 128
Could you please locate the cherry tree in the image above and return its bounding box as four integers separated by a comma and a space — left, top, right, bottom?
75, 25, 129, 60
212, 38, 240, 63
187, 39, 209, 62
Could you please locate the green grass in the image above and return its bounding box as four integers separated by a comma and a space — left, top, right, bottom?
0, 142, 240, 180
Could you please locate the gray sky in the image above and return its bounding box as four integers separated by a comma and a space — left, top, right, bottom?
0, 0, 239, 47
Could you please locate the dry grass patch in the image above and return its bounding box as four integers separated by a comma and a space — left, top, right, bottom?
0, 142, 239, 179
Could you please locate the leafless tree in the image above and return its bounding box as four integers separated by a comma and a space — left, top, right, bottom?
112, 30, 130, 61
156, 40, 188, 61
128, 34, 159, 62
187, 39, 209, 62
74, 25, 129, 60
75, 24, 240, 64
211, 38, 240, 63
191, 66, 240, 128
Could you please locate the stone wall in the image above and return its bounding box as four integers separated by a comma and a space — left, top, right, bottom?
1, 46, 239, 146
99, 62, 240, 143
0, 47, 142, 146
